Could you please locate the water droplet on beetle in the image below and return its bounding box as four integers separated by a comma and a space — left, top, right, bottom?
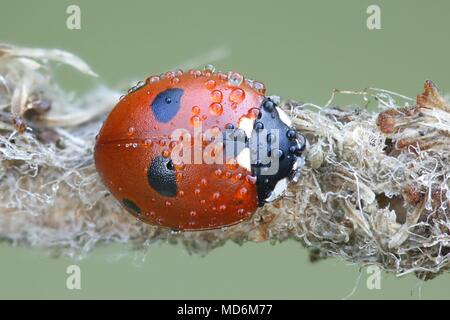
239, 187, 248, 197
214, 169, 223, 178
204, 64, 215, 73
237, 208, 246, 217
162, 149, 170, 158
226, 159, 239, 170
147, 76, 160, 84
204, 79, 216, 90
229, 88, 245, 103
246, 175, 257, 185
164, 71, 175, 79
209, 103, 223, 116
191, 115, 202, 126
227, 71, 243, 87
217, 72, 227, 81
192, 70, 202, 78
192, 106, 200, 115
234, 173, 243, 180
253, 81, 266, 94
210, 90, 223, 103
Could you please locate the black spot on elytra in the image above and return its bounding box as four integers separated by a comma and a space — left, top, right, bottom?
147, 156, 177, 197
151, 88, 184, 123
123, 198, 141, 215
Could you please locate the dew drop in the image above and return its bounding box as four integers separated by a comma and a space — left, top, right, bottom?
127, 127, 135, 136
214, 169, 223, 178
164, 71, 175, 79
189, 210, 197, 217
246, 175, 257, 185
162, 149, 170, 158
171, 77, 180, 84
204, 64, 215, 72
247, 108, 261, 120
204, 79, 216, 90
209, 103, 223, 116
147, 76, 160, 84
212, 192, 221, 200
174, 162, 185, 170
237, 208, 246, 217
192, 106, 201, 115
226, 159, 239, 170
253, 81, 266, 94
127, 86, 137, 94
229, 88, 245, 103
227, 71, 243, 87
200, 178, 208, 186
194, 188, 201, 196
210, 90, 223, 103
202, 70, 212, 77
191, 115, 202, 126
169, 141, 178, 149
192, 70, 202, 78
217, 72, 228, 81
178, 190, 185, 197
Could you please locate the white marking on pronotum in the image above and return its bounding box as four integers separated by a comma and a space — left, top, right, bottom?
265, 177, 288, 202
276, 107, 292, 127
238, 116, 254, 138
236, 147, 251, 172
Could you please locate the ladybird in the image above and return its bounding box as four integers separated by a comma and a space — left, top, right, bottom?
94, 67, 306, 230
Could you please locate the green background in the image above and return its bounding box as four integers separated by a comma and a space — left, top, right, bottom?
1, 0, 449, 299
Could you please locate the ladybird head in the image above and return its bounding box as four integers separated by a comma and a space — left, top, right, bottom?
249, 97, 306, 205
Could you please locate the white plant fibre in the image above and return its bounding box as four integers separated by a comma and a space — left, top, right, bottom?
0, 44, 449, 280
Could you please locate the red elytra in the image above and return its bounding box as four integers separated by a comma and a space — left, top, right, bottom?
95, 69, 265, 230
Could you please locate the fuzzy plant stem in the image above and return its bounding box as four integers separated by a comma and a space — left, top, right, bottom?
0, 44, 449, 280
